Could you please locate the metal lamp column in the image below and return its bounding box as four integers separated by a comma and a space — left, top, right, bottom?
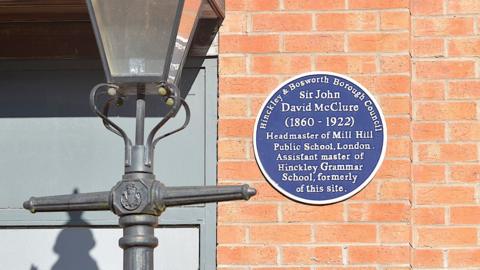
23, 83, 256, 270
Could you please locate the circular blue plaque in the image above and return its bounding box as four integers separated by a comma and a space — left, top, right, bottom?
253, 72, 387, 205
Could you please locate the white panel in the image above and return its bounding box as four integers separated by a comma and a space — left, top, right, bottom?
0, 227, 198, 270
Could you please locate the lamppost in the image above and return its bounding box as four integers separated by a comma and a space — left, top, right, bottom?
22, 1, 256, 270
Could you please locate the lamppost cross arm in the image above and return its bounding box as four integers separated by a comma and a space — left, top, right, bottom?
23, 191, 110, 213
24, 184, 256, 214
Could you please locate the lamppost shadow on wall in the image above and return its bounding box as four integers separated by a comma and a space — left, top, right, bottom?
30, 189, 99, 270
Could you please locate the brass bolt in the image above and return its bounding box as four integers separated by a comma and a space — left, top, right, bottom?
165, 98, 175, 106
158, 86, 168, 96
107, 87, 117, 96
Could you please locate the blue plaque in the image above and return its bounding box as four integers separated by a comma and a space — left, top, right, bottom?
253, 72, 387, 204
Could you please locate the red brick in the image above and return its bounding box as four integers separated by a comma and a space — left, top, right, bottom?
374, 75, 410, 94
349, 0, 409, 9
379, 96, 410, 115
379, 224, 410, 243
219, 97, 248, 117
316, 12, 377, 31
225, 0, 279, 11
315, 224, 376, 243
412, 164, 445, 183
386, 138, 410, 158
411, 0, 444, 15
252, 13, 312, 32
284, 0, 345, 10
449, 38, 480, 56
415, 60, 476, 79
349, 246, 410, 264
386, 117, 410, 136
282, 203, 344, 222
314, 268, 375, 270
449, 249, 480, 267
221, 13, 247, 33
348, 203, 410, 222
218, 161, 264, 181
451, 206, 480, 224
284, 34, 344, 53
416, 227, 477, 247
248, 0, 279, 10
252, 55, 311, 75
252, 268, 309, 270
224, 0, 244, 11
377, 159, 411, 179
450, 164, 480, 182
411, 81, 445, 100
415, 102, 476, 120
414, 17, 474, 36
219, 97, 250, 119
349, 180, 378, 201
412, 38, 444, 57
211, 0, 480, 268
220, 76, 280, 95
415, 185, 476, 204
380, 11, 410, 30
348, 33, 409, 52
217, 246, 277, 265
316, 55, 376, 74
450, 123, 480, 141
351, 75, 374, 91
218, 225, 246, 243
220, 35, 279, 53
249, 182, 285, 202
218, 139, 247, 160
250, 97, 267, 117
380, 55, 410, 73
379, 180, 410, 200
219, 119, 255, 138
412, 207, 445, 225
220, 56, 246, 75
448, 81, 480, 99
448, 0, 480, 13
416, 143, 477, 162
218, 203, 278, 223
413, 249, 443, 268
250, 224, 311, 243
282, 246, 342, 265
412, 122, 445, 141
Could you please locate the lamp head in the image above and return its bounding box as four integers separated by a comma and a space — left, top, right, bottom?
86, 0, 224, 95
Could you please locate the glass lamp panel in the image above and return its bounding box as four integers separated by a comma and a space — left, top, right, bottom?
90, 0, 183, 81
167, 0, 202, 84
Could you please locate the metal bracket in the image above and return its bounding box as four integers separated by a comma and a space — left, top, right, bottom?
24, 177, 256, 216
89, 82, 191, 172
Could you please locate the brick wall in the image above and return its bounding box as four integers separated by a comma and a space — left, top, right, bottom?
217, 0, 479, 269
411, 0, 480, 268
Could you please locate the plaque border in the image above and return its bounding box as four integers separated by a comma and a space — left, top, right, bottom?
253, 71, 388, 205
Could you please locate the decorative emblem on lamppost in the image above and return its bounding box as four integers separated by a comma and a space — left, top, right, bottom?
121, 184, 143, 211
23, 1, 255, 270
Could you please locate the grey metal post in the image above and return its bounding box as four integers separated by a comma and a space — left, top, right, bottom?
121, 85, 157, 270
23, 82, 257, 270
120, 215, 158, 270
135, 87, 146, 146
